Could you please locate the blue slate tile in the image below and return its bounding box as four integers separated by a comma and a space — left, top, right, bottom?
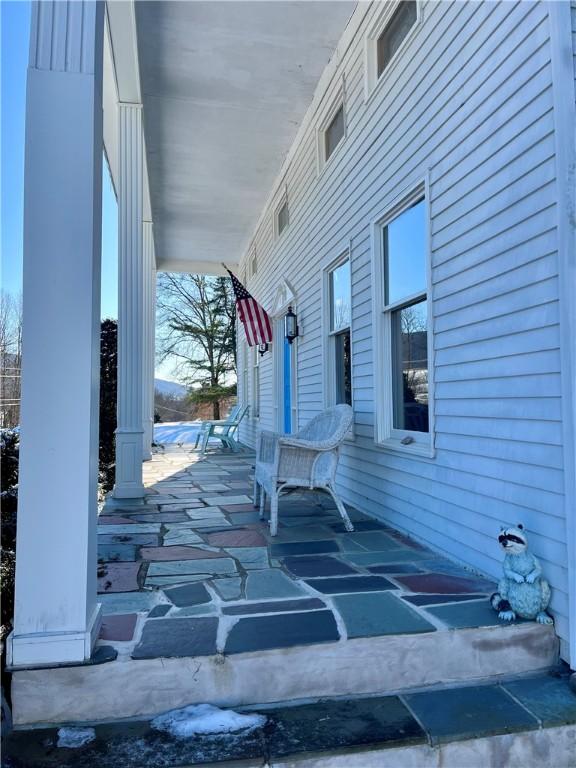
304, 576, 396, 594
426, 600, 500, 629
263, 696, 426, 757
283, 556, 357, 577
225, 610, 339, 653
503, 675, 576, 727
404, 685, 539, 745
164, 582, 212, 608
334, 593, 436, 637
346, 550, 431, 566
346, 532, 400, 551
98, 544, 138, 562
147, 604, 171, 618
331, 520, 387, 533
369, 564, 425, 574
245, 570, 307, 600
222, 598, 325, 615
132, 617, 218, 659
403, 594, 487, 607
270, 541, 340, 556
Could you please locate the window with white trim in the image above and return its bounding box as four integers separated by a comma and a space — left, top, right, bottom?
276, 198, 289, 237
251, 346, 260, 418
326, 256, 352, 407
375, 192, 431, 450
250, 248, 258, 278
324, 104, 345, 162
365, 1, 420, 98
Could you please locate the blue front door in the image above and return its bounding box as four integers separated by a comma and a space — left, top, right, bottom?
283, 337, 292, 433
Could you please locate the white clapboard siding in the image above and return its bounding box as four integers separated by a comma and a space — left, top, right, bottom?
238, 1, 571, 655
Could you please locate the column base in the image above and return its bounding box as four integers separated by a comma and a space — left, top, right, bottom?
114, 428, 145, 498
143, 418, 154, 461
7, 603, 102, 669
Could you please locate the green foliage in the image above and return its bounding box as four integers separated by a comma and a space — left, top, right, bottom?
99, 319, 117, 493
189, 384, 237, 405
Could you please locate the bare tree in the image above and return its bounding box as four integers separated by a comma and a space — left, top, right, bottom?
156, 274, 236, 418
0, 292, 23, 428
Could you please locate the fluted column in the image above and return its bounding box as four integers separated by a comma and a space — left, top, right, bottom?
114, 103, 145, 498
8, 0, 104, 668
142, 222, 155, 460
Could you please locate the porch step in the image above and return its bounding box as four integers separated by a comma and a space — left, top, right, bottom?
10, 621, 558, 727
4, 671, 575, 767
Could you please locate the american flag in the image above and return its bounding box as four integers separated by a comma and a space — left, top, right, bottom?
224, 266, 273, 347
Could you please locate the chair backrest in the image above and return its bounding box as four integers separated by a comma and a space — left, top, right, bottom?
296, 404, 353, 448
223, 403, 241, 423
226, 405, 249, 436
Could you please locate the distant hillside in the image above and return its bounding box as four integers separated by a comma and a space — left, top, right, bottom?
154, 378, 187, 397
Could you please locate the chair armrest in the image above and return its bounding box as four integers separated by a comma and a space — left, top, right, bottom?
278, 436, 336, 452
256, 430, 282, 463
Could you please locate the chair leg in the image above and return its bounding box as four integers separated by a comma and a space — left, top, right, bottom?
259, 487, 266, 520
253, 477, 260, 508
327, 485, 354, 532
270, 491, 279, 536
200, 430, 210, 456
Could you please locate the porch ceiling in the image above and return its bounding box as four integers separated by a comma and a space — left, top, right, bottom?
134, 1, 356, 275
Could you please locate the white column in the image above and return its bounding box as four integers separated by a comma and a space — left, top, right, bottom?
8, 0, 104, 667
142, 222, 155, 460
114, 103, 145, 497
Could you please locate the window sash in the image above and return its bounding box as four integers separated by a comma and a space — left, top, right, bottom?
334, 329, 352, 406
377, 1, 417, 78
325, 105, 344, 161
277, 201, 289, 235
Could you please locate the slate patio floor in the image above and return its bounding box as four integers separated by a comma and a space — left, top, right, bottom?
94, 446, 507, 661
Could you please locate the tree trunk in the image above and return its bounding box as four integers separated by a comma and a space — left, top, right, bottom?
213, 399, 220, 420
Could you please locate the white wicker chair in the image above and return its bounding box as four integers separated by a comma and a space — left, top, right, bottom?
253, 404, 354, 536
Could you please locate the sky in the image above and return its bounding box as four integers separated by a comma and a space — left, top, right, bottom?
1, 1, 176, 380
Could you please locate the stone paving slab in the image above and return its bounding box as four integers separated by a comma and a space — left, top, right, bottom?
132, 617, 218, 659
222, 598, 325, 615
503, 674, 576, 727
140, 545, 222, 561
283, 555, 358, 577
98, 544, 138, 562
98, 563, 141, 593
305, 576, 397, 594
404, 684, 539, 745
164, 582, 211, 607
334, 592, 436, 637
225, 610, 340, 653
99, 614, 138, 641
148, 558, 237, 577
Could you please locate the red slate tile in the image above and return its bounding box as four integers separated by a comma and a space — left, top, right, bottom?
99, 613, 137, 641
396, 573, 496, 595
97, 562, 141, 593
98, 516, 137, 525
140, 546, 223, 561
206, 529, 267, 547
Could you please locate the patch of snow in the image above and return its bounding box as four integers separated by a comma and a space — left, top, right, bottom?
57, 727, 96, 748
154, 421, 201, 445
151, 704, 266, 739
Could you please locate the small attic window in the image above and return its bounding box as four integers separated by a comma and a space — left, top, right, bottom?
324, 105, 345, 161
377, 1, 417, 77
250, 250, 258, 277
277, 199, 289, 236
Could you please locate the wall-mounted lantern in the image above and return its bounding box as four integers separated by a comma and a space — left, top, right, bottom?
284, 306, 299, 344
258, 343, 269, 357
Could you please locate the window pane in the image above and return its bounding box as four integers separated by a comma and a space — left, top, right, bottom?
278, 201, 289, 235
335, 330, 352, 406
392, 299, 428, 432
325, 105, 344, 160
330, 260, 351, 331
384, 198, 426, 305
377, 1, 417, 77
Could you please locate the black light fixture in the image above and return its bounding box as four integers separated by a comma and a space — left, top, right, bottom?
284, 305, 299, 344
258, 343, 269, 357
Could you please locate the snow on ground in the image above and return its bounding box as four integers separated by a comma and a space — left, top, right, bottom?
154, 421, 201, 445
151, 704, 266, 739
57, 727, 96, 748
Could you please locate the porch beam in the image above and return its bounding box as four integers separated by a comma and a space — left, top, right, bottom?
114, 103, 145, 497
8, 0, 104, 667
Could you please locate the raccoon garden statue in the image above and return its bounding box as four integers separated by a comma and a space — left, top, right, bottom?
490, 525, 553, 625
